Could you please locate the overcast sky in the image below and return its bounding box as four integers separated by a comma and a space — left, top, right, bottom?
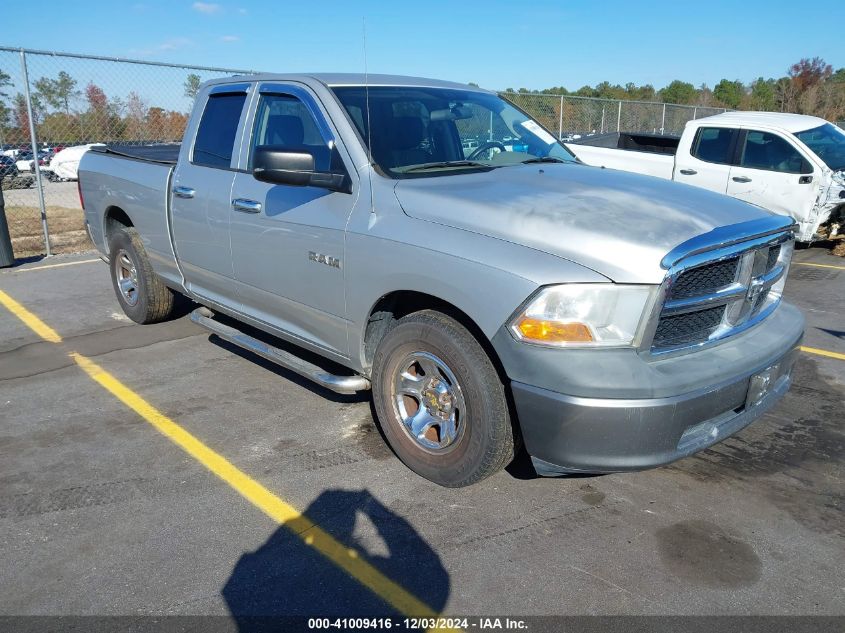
3, 0, 841, 91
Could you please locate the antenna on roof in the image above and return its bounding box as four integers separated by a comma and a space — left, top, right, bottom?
363, 17, 375, 214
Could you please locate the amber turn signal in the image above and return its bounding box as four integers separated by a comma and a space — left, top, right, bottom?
516, 318, 594, 343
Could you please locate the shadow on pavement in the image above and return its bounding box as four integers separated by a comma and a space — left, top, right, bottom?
222, 489, 449, 629
817, 327, 845, 341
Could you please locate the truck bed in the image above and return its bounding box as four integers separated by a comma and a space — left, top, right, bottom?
564, 134, 677, 180
90, 143, 180, 165
79, 146, 180, 287
569, 132, 680, 155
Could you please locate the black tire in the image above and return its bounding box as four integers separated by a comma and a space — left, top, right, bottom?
372, 310, 515, 487
108, 225, 174, 324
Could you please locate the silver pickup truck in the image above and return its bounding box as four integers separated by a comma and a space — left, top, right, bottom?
79, 74, 804, 487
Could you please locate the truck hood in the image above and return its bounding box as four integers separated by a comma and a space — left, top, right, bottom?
393, 163, 774, 283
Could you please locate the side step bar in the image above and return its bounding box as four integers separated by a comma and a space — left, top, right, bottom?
190, 307, 370, 395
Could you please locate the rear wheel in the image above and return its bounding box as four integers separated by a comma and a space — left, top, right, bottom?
108, 226, 174, 324
372, 310, 515, 487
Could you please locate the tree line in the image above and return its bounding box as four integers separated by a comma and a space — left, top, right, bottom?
1, 57, 843, 148
503, 57, 845, 122
0, 70, 202, 146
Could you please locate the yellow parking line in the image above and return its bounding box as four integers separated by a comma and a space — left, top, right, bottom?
0, 288, 449, 626
0, 289, 62, 343
6, 258, 101, 273
795, 261, 845, 271
71, 351, 440, 620
801, 346, 845, 361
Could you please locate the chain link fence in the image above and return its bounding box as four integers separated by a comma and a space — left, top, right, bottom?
1, 46, 733, 260
500, 92, 728, 140
0, 47, 251, 258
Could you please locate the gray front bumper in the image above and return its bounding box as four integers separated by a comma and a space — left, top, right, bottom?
514, 345, 797, 474
496, 302, 805, 474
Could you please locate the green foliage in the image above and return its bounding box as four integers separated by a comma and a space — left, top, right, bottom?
0, 101, 9, 132
33, 71, 80, 114
540, 86, 568, 95
489, 62, 845, 121
183, 73, 201, 100
0, 71, 10, 137
13, 93, 30, 129
39, 112, 82, 143
0, 69, 12, 99
713, 79, 745, 108
749, 78, 776, 111
499, 56, 845, 123
659, 80, 697, 105
625, 82, 656, 101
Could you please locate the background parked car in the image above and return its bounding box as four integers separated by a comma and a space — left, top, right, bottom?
14, 152, 35, 172
15, 151, 51, 171
0, 155, 18, 179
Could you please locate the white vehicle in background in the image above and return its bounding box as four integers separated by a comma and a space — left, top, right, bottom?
14, 152, 37, 172
565, 112, 845, 242
49, 143, 104, 181
14, 150, 54, 173
461, 138, 480, 157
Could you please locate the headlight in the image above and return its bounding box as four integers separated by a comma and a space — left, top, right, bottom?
509, 284, 657, 348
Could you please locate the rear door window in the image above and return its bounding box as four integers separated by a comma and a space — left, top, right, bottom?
192, 93, 247, 169
691, 127, 736, 164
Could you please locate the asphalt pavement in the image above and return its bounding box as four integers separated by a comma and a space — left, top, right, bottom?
0, 245, 842, 626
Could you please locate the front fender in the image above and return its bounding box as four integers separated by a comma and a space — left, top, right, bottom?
344, 211, 608, 371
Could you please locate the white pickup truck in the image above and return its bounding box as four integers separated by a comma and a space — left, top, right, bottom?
565, 112, 845, 243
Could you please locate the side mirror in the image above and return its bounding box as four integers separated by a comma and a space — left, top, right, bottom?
252, 146, 350, 193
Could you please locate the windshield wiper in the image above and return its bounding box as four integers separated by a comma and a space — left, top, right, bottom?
398, 160, 493, 173
521, 156, 567, 164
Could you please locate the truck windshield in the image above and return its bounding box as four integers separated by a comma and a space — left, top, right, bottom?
331, 86, 577, 177
793, 123, 845, 171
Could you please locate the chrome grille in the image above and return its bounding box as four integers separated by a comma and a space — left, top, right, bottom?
652, 305, 726, 349
766, 244, 781, 272
668, 257, 739, 300
648, 232, 793, 354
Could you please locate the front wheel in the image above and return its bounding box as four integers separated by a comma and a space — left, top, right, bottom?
372, 310, 515, 487
108, 226, 174, 324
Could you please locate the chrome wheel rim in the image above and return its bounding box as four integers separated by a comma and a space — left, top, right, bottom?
114, 249, 139, 307
392, 351, 466, 452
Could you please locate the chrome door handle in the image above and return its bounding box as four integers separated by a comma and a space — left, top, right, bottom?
732, 176, 752, 183
232, 198, 262, 214
173, 186, 195, 199
678, 169, 697, 175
